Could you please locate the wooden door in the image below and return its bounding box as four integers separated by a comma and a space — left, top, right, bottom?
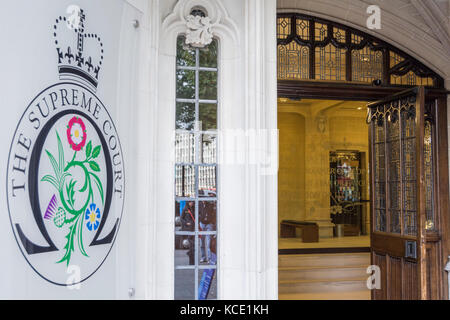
368, 86, 449, 300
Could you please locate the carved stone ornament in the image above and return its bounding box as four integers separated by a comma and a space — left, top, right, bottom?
185, 14, 213, 48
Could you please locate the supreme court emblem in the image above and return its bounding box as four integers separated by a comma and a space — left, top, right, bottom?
6, 8, 125, 286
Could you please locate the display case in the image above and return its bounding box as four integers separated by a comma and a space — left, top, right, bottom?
330, 151, 363, 235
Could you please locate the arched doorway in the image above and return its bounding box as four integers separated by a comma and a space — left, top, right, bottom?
277, 13, 449, 300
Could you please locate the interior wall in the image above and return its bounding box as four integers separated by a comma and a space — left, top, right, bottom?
278, 112, 306, 231
278, 100, 369, 237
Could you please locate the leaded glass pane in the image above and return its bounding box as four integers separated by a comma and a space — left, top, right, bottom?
373, 120, 386, 232
278, 42, 309, 80
424, 120, 435, 231
401, 108, 417, 236
315, 44, 346, 81
390, 51, 434, 86
276, 14, 441, 86
315, 23, 327, 41
391, 71, 434, 87
277, 17, 291, 40
351, 33, 363, 45
352, 47, 383, 83
296, 19, 309, 40
387, 108, 401, 234
333, 27, 345, 43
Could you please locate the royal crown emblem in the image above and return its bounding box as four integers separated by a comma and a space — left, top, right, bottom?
53, 9, 103, 92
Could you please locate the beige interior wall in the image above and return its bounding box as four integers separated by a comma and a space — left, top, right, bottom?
278, 112, 306, 231
278, 100, 370, 237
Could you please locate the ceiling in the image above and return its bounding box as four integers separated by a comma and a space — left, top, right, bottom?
278, 98, 368, 118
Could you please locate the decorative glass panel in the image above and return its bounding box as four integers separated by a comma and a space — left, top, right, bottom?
386, 108, 401, 234
333, 27, 346, 43
390, 51, 434, 86
315, 44, 346, 81
277, 17, 291, 40
278, 42, 309, 80
401, 106, 417, 236
389, 51, 405, 68
391, 71, 434, 87
276, 14, 442, 87
373, 120, 386, 232
370, 95, 424, 236
351, 33, 363, 45
296, 19, 310, 40
424, 118, 435, 231
352, 47, 383, 83
315, 22, 327, 41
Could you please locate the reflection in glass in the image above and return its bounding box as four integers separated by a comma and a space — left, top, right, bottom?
175, 165, 196, 198
198, 166, 216, 197
198, 268, 217, 300
175, 269, 195, 300
176, 69, 196, 99
199, 201, 217, 231
175, 200, 196, 232
177, 36, 196, 67
176, 103, 195, 130
199, 71, 217, 100
198, 201, 217, 267
199, 104, 217, 131
201, 135, 217, 164
199, 40, 218, 68
176, 133, 195, 163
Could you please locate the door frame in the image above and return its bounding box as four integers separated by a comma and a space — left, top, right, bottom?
278, 81, 450, 299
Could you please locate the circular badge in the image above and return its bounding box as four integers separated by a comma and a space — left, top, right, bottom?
6, 82, 125, 286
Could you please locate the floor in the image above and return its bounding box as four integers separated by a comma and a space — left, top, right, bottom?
279, 235, 370, 250
278, 236, 372, 300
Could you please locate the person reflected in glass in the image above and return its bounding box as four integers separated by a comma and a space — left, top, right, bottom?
181, 201, 195, 265
199, 202, 216, 264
